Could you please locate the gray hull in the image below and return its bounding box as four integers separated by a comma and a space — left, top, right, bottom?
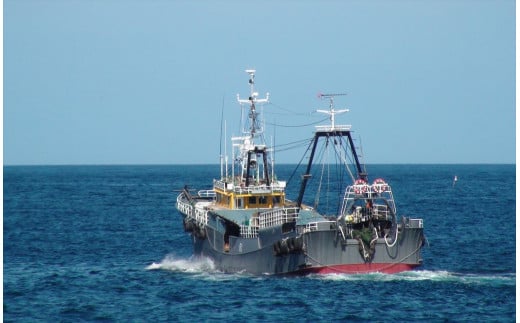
186, 216, 424, 275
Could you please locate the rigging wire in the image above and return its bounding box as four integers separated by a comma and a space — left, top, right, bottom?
267, 101, 314, 117
333, 136, 356, 183
275, 138, 313, 148
274, 138, 314, 154
327, 138, 345, 215
313, 138, 329, 210
285, 132, 368, 216
334, 139, 346, 215
309, 134, 363, 215
286, 137, 315, 188
265, 117, 329, 128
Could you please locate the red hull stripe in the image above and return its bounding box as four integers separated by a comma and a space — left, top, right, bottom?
300, 263, 419, 275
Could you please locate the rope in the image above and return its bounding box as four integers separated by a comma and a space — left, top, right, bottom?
328, 135, 355, 183
267, 102, 314, 117
274, 138, 313, 153
266, 117, 329, 128
314, 157, 327, 209
384, 229, 399, 247
286, 137, 314, 187
384, 202, 399, 247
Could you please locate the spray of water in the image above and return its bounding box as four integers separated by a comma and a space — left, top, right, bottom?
146, 254, 216, 273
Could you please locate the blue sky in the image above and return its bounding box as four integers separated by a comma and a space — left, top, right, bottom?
4, 0, 516, 165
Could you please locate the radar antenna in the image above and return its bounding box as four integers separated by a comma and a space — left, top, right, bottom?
316, 93, 350, 132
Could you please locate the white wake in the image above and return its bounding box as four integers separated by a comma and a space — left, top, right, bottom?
146, 254, 216, 273
315, 270, 515, 286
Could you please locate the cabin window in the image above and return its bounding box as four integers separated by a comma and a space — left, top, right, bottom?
273, 196, 281, 205
217, 193, 230, 206
248, 196, 257, 204
235, 198, 243, 209
259, 196, 267, 205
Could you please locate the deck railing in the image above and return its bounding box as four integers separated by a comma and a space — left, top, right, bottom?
240, 225, 259, 239
258, 207, 298, 229
213, 179, 286, 194
194, 205, 209, 225
372, 204, 391, 220
176, 195, 208, 226
237, 207, 298, 238
198, 190, 216, 198
298, 220, 336, 234
176, 196, 193, 217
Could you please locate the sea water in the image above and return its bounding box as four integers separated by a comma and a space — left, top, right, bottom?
4, 164, 515, 321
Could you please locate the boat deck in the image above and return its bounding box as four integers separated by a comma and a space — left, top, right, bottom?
209, 206, 327, 227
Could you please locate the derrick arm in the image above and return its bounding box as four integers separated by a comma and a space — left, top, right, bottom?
296, 130, 366, 208
296, 133, 320, 208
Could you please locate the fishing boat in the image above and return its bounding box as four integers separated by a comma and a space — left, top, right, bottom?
176, 70, 425, 275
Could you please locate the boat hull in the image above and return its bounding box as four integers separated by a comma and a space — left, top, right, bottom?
185, 217, 424, 275
299, 226, 424, 275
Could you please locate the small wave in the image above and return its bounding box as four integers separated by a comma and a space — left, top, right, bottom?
399, 271, 515, 286
146, 255, 216, 273
454, 272, 516, 286
314, 270, 515, 286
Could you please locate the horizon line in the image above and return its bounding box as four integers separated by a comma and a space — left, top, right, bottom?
3, 162, 516, 167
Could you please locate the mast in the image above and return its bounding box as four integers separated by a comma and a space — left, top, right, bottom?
234, 69, 271, 187
296, 93, 366, 208
237, 69, 269, 136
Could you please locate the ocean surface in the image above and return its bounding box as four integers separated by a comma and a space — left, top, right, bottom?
4, 164, 516, 322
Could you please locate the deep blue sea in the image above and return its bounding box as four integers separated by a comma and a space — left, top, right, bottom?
4, 164, 516, 322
